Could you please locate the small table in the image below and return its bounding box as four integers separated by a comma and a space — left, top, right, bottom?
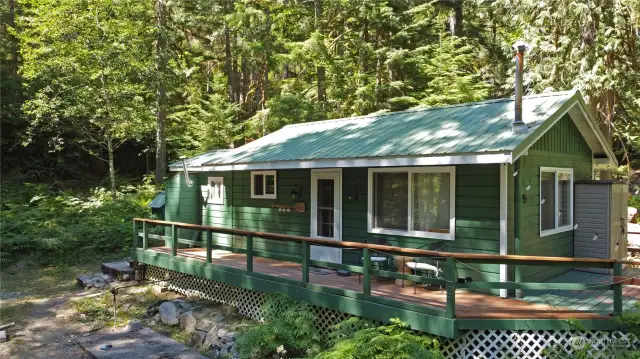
394, 255, 414, 286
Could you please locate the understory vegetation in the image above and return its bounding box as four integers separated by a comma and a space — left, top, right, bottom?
0, 179, 156, 265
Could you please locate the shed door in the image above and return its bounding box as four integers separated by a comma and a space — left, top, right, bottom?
310, 169, 342, 264
574, 183, 610, 273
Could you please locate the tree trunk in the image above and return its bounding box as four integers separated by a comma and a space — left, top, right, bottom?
107, 136, 117, 199
7, 0, 18, 75
315, 0, 326, 105
155, 0, 168, 185
224, 23, 234, 103
449, 3, 463, 36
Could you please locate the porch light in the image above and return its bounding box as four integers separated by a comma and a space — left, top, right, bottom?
180, 156, 194, 188
290, 185, 301, 199
541, 198, 546, 204
593, 233, 598, 241
574, 223, 579, 230
513, 170, 519, 177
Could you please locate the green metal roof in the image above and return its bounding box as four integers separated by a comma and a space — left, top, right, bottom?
169, 149, 231, 168
174, 90, 613, 170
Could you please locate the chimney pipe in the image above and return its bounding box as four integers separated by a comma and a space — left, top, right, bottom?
512, 41, 528, 134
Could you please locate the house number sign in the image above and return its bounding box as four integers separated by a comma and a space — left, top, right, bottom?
272, 203, 306, 213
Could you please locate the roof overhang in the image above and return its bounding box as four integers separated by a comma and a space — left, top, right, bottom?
171, 152, 513, 172
511, 91, 617, 166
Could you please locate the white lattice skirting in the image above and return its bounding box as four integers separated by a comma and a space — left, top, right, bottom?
144, 265, 639, 358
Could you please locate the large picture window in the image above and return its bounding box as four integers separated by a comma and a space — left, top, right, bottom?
539, 167, 573, 236
251, 171, 277, 199
368, 167, 455, 240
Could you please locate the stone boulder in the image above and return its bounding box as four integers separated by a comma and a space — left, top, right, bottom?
203, 323, 224, 348
190, 330, 207, 347
159, 302, 179, 326
179, 311, 197, 333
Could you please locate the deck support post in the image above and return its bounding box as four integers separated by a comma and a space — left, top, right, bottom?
246, 234, 254, 274
301, 241, 310, 285
206, 230, 212, 264
133, 220, 138, 248
142, 221, 148, 250
363, 248, 371, 296
514, 158, 523, 298
613, 262, 623, 315
171, 224, 178, 257
445, 257, 456, 319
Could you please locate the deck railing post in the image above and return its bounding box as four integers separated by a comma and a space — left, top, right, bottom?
363, 247, 371, 296
445, 257, 456, 319
246, 234, 254, 274
142, 221, 148, 250
613, 261, 623, 315
171, 224, 178, 257
301, 241, 310, 285
206, 230, 212, 264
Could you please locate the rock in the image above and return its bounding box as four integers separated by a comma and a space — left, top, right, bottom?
124, 320, 143, 332
152, 285, 168, 294
224, 332, 237, 342
121, 273, 132, 281
195, 319, 213, 333
221, 305, 238, 315
159, 302, 179, 326
179, 311, 197, 333
77, 273, 116, 288
190, 330, 206, 347
203, 323, 223, 348
213, 314, 225, 323
217, 328, 229, 339
0, 331, 7, 343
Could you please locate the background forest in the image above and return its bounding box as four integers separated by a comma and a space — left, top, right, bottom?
1, 0, 640, 258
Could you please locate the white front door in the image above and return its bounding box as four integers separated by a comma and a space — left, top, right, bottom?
310, 169, 342, 263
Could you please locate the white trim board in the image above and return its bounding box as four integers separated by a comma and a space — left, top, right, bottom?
499, 163, 508, 299
310, 169, 343, 264
172, 153, 513, 172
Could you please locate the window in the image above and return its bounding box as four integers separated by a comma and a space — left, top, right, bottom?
251, 171, 277, 199
368, 167, 455, 240
539, 167, 573, 236
207, 177, 224, 205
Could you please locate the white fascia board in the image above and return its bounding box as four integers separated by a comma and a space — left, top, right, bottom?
183, 152, 513, 172
574, 97, 618, 167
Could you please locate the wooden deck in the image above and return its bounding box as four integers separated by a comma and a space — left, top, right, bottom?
523, 268, 640, 315
151, 246, 615, 320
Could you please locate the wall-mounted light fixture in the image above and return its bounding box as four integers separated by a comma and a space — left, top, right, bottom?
180, 156, 194, 187
347, 185, 359, 200
290, 184, 301, 200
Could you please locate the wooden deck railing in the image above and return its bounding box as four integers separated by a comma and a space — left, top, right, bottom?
133, 218, 634, 320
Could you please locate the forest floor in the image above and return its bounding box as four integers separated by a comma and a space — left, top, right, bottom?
0, 253, 175, 359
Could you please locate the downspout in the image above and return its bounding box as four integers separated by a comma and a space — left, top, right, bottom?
514, 159, 523, 298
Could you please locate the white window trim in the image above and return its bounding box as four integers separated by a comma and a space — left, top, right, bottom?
539, 167, 574, 237
367, 166, 456, 241
250, 170, 277, 199
207, 176, 225, 205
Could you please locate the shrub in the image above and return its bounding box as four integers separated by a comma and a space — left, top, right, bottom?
314, 318, 444, 359
235, 294, 322, 359
0, 180, 156, 262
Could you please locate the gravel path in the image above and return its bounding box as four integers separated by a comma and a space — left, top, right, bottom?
0, 291, 101, 359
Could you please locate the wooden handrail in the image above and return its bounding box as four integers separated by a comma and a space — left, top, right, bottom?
132, 218, 622, 266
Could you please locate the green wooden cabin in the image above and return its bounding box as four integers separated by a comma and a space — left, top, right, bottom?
164, 90, 616, 298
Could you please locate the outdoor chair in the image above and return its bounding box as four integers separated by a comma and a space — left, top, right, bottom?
358, 237, 393, 284
404, 242, 447, 294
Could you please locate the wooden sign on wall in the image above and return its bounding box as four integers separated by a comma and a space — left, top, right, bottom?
272, 202, 306, 213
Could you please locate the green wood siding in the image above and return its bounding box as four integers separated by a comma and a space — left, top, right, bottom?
168, 165, 502, 292
340, 165, 501, 292
201, 169, 310, 257
519, 114, 593, 282
164, 173, 201, 241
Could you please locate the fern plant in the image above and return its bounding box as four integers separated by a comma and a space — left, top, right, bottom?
314, 318, 444, 359
234, 294, 322, 359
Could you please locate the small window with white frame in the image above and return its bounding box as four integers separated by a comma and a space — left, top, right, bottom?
367, 166, 456, 240
251, 171, 277, 199
539, 167, 573, 236
207, 177, 224, 205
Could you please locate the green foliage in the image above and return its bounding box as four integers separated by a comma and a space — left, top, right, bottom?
235, 293, 322, 359
0, 180, 155, 260
314, 318, 443, 359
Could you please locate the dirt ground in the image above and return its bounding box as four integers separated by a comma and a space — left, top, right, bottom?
0, 257, 129, 359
